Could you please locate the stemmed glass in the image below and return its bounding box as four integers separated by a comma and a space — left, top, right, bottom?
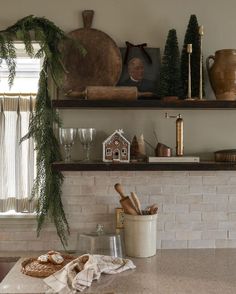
59, 128, 77, 162
78, 128, 96, 162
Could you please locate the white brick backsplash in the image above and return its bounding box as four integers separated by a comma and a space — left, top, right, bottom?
215, 240, 236, 248
189, 176, 202, 185
165, 222, 192, 231
157, 231, 175, 240
176, 212, 201, 223
3, 171, 236, 250
202, 230, 227, 240
176, 195, 202, 204
176, 231, 202, 240
192, 221, 219, 231
138, 185, 162, 195
217, 185, 236, 194
162, 185, 189, 194
219, 221, 236, 230
150, 195, 176, 204
188, 240, 215, 248
203, 176, 228, 185
163, 204, 189, 213
161, 240, 188, 249
190, 185, 216, 194
228, 231, 236, 239
203, 194, 228, 203
202, 212, 228, 222
190, 203, 215, 212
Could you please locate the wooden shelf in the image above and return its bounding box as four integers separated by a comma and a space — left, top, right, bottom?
52, 99, 236, 109
52, 161, 236, 171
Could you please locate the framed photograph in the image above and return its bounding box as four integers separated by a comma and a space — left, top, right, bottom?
118, 46, 161, 99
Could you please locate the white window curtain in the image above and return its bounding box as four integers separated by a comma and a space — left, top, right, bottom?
0, 94, 37, 213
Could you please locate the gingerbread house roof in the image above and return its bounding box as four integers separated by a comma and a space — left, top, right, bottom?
103, 130, 130, 146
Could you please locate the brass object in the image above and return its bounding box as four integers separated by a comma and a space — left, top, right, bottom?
207, 49, 236, 100
199, 25, 204, 100
155, 142, 172, 157
186, 43, 193, 100
215, 150, 236, 162
176, 115, 184, 156
165, 113, 184, 156
115, 207, 125, 229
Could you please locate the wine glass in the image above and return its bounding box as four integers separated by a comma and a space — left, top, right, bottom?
59, 128, 77, 162
78, 128, 96, 162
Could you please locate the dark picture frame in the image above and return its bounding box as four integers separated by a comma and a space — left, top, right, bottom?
118, 46, 161, 99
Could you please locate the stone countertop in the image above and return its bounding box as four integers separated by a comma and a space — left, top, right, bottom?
1, 249, 236, 293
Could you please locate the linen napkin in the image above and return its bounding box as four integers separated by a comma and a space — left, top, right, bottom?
44, 254, 136, 293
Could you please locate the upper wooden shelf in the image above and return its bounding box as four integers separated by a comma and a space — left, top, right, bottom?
52, 99, 236, 109
52, 161, 236, 171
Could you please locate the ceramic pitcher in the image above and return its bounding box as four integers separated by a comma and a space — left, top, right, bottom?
207, 49, 236, 100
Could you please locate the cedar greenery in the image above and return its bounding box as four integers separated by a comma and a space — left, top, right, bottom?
0, 15, 85, 247
181, 14, 205, 98
159, 29, 183, 98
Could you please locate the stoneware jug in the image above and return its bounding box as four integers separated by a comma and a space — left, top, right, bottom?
206, 49, 236, 100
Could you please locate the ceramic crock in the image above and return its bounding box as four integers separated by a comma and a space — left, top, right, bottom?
207, 49, 236, 100
124, 213, 157, 258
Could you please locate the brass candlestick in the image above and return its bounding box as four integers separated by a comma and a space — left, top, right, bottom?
199, 25, 204, 100
186, 43, 193, 100
165, 113, 184, 156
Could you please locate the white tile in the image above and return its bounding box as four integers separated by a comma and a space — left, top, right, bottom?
161, 240, 187, 249
188, 240, 215, 248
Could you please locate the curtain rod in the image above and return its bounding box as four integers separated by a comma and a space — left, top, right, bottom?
0, 93, 37, 96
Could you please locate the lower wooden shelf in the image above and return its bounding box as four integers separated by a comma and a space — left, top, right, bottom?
52, 161, 236, 171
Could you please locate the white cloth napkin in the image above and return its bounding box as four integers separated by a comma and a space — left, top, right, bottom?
44, 254, 136, 293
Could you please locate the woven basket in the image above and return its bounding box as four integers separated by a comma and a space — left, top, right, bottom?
21, 254, 75, 278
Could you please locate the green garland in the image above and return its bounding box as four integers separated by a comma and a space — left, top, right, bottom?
0, 15, 85, 247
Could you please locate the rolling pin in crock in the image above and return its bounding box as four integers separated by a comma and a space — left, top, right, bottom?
66, 86, 153, 100
114, 183, 138, 215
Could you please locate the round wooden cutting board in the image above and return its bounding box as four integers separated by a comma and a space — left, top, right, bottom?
62, 10, 122, 93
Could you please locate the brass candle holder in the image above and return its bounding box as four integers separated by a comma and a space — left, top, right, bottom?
186, 43, 194, 100
199, 25, 204, 100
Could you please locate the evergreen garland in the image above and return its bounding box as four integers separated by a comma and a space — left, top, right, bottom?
181, 15, 205, 98
159, 29, 182, 98
0, 15, 85, 247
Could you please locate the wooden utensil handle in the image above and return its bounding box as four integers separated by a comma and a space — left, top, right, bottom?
114, 183, 126, 199
82, 10, 94, 29
137, 91, 153, 98
120, 197, 138, 215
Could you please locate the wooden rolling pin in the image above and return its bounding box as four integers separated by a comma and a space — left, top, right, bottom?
114, 183, 138, 215
66, 86, 153, 100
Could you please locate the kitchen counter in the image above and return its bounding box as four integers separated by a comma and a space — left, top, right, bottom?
1, 249, 236, 293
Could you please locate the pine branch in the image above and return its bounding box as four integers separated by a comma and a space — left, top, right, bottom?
1, 15, 85, 247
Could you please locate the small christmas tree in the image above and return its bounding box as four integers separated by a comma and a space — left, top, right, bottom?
130, 135, 140, 161
159, 29, 182, 98
181, 14, 205, 98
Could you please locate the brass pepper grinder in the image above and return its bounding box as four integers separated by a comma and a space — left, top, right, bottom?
165, 113, 184, 156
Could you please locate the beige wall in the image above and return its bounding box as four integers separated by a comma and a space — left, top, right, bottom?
1, 0, 236, 159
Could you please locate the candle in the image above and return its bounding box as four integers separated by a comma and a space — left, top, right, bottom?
187, 43, 192, 53
199, 25, 204, 36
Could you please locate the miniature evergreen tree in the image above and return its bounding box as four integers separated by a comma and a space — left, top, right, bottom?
181, 14, 205, 98
159, 29, 182, 98
130, 135, 140, 161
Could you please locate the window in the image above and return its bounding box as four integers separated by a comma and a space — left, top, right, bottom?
0, 43, 41, 214
122, 148, 127, 156
106, 148, 112, 156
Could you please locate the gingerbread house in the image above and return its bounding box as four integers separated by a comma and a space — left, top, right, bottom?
103, 130, 130, 163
